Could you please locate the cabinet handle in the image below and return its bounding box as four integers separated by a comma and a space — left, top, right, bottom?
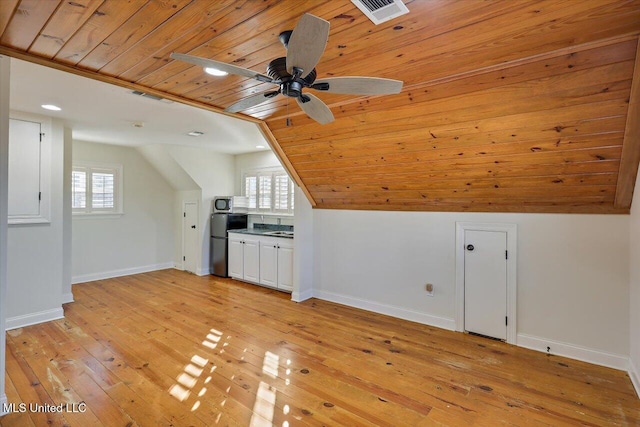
273, 245, 277, 248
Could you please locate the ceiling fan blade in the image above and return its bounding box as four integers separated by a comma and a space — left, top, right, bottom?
313, 77, 404, 95
296, 93, 334, 125
170, 52, 274, 83
225, 91, 280, 113
286, 14, 330, 78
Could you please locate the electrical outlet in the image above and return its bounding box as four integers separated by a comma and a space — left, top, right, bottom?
425, 283, 434, 297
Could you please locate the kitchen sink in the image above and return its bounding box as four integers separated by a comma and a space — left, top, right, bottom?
264, 230, 294, 236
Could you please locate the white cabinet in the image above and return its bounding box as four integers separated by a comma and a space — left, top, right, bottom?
229, 232, 294, 292
259, 240, 278, 288
259, 237, 294, 291
243, 239, 260, 283
276, 241, 294, 292
228, 237, 243, 278
228, 233, 260, 283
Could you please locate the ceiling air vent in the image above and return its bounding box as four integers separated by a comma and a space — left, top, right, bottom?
130, 90, 173, 104
351, 0, 409, 25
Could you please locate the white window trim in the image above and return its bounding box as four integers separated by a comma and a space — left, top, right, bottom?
72, 161, 123, 217
242, 166, 295, 216
8, 112, 51, 226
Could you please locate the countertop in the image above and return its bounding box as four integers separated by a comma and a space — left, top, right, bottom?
228, 224, 294, 239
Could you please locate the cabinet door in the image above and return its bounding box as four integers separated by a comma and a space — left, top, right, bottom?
260, 242, 278, 287
243, 239, 260, 283
228, 238, 243, 279
277, 243, 294, 292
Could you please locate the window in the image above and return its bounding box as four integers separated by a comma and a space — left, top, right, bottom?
72, 162, 123, 215
244, 168, 295, 214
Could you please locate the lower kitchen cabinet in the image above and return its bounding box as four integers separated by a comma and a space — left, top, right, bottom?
259, 237, 294, 292
228, 234, 259, 283
228, 233, 294, 292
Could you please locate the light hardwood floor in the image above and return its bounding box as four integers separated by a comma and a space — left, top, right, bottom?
1, 269, 639, 426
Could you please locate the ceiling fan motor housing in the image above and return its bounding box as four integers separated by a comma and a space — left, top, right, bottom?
266, 57, 317, 98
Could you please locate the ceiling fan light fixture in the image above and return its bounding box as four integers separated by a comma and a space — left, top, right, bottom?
204, 67, 228, 77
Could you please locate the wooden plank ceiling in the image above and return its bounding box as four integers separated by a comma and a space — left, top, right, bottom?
1, 0, 639, 213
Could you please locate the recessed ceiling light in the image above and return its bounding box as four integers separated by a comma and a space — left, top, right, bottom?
187, 131, 204, 137
41, 104, 61, 111
204, 67, 228, 77
256, 145, 265, 149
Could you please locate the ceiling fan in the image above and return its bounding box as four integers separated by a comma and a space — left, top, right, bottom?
170, 13, 403, 125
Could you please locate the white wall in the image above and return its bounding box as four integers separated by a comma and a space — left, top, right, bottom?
6, 113, 69, 329
136, 144, 199, 191
629, 171, 640, 395
312, 210, 630, 366
71, 140, 175, 283
0, 54, 10, 414
234, 150, 281, 193
62, 128, 72, 302
234, 150, 294, 227
166, 145, 235, 275
292, 185, 314, 302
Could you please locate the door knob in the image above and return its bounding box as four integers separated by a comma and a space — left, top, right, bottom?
466, 244, 474, 251
191, 225, 196, 229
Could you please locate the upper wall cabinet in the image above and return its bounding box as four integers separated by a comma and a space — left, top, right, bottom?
8, 113, 51, 224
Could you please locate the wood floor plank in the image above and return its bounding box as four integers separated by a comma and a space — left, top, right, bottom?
3, 269, 639, 426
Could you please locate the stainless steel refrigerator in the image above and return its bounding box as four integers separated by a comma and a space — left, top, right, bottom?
210, 213, 248, 277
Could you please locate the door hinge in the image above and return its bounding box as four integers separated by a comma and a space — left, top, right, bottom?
39, 132, 44, 142
505, 250, 508, 260
38, 191, 41, 201
505, 316, 508, 326
183, 256, 186, 261
184, 212, 186, 217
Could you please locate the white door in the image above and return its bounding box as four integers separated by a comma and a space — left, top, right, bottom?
277, 243, 294, 292
464, 230, 507, 340
228, 237, 243, 279
243, 239, 260, 283
259, 241, 278, 287
183, 202, 198, 273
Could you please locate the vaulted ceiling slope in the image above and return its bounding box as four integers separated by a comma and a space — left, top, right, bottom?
1, 0, 639, 213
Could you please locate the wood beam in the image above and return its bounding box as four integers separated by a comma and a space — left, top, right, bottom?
615, 37, 640, 209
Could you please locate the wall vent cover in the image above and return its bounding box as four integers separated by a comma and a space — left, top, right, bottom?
351, 0, 409, 25
130, 90, 173, 103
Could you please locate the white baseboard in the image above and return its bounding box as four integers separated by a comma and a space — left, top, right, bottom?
517, 333, 629, 371
313, 289, 456, 331
196, 267, 210, 277
71, 262, 174, 284
0, 394, 7, 416
291, 288, 313, 302
629, 357, 640, 398
61, 292, 74, 304
5, 307, 64, 331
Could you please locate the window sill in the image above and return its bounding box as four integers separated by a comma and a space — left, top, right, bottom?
72, 212, 124, 220
248, 212, 294, 217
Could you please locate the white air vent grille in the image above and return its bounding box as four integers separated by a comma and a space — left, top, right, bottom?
351, 0, 409, 25
130, 90, 173, 103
